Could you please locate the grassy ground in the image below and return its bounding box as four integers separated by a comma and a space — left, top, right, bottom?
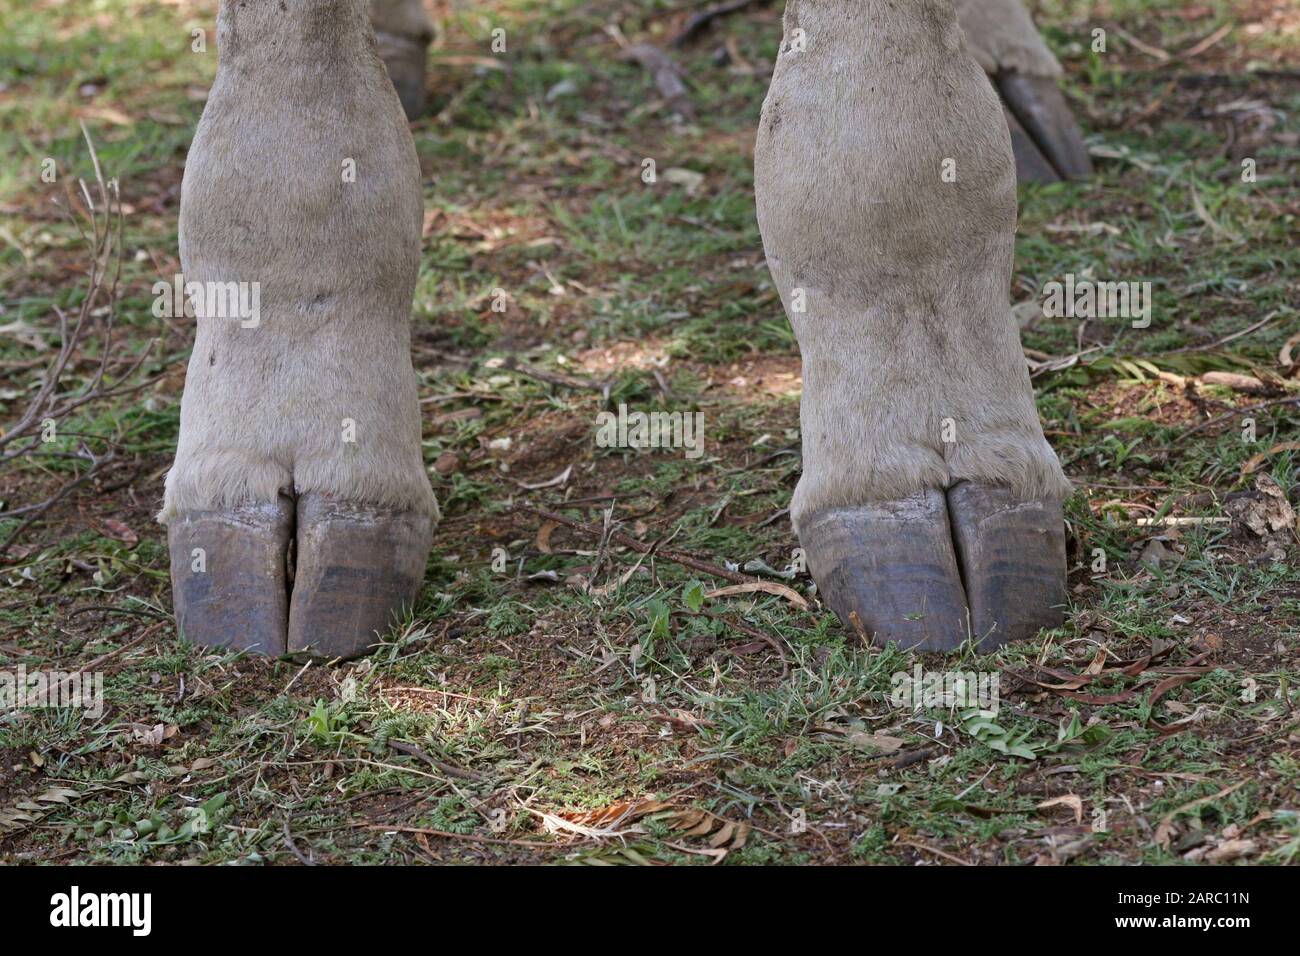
1, 0, 1298, 865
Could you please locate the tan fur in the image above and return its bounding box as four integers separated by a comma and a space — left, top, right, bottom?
956, 0, 1063, 78
160, 0, 436, 524
754, 0, 1070, 534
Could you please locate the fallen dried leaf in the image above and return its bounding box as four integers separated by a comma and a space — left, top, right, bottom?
516, 464, 572, 491
1199, 371, 1269, 395
842, 732, 906, 753
705, 580, 808, 611
1204, 839, 1257, 863
1038, 794, 1084, 825
129, 723, 178, 748
432, 451, 459, 475
553, 798, 673, 831
1155, 781, 1247, 849
1139, 536, 1183, 569
1224, 474, 1297, 537
536, 519, 558, 554
1280, 329, 1300, 367
99, 518, 138, 546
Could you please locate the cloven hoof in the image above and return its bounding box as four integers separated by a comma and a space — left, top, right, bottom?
997, 72, 1093, 184
801, 482, 1067, 653
374, 30, 430, 121
168, 493, 432, 660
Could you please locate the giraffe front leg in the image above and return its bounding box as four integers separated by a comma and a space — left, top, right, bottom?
161, 0, 436, 659
755, 0, 1069, 652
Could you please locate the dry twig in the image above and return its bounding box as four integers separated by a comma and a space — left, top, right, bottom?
519, 506, 758, 586
0, 124, 158, 559
671, 0, 774, 47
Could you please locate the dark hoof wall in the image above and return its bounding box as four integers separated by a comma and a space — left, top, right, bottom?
1005, 106, 1062, 185
997, 72, 1093, 183
287, 493, 433, 660
801, 490, 970, 652
168, 499, 294, 656
168, 496, 433, 661
947, 482, 1067, 651
374, 32, 429, 121
391, 76, 427, 122
803, 484, 1067, 654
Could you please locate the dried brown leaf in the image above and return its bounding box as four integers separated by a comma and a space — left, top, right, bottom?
99, 518, 138, 546
1037, 794, 1084, 825
705, 580, 808, 611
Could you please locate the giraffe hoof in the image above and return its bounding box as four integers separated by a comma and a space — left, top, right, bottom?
390, 72, 427, 122
801, 490, 971, 652
375, 32, 429, 120
1004, 106, 1062, 185
286, 493, 433, 660
997, 72, 1092, 182
946, 482, 1067, 651
802, 485, 1067, 653
168, 499, 294, 656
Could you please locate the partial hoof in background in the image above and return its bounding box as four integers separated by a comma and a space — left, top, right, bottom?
388, 68, 427, 122
801, 490, 971, 652
997, 72, 1093, 183
287, 493, 433, 660
947, 481, 1067, 651
1004, 107, 1062, 185
168, 498, 294, 656
375, 32, 429, 120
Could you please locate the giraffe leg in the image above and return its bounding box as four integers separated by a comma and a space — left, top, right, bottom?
162, 0, 436, 660
755, 0, 1070, 653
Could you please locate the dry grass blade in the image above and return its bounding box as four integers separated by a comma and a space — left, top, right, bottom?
1279, 328, 1300, 367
